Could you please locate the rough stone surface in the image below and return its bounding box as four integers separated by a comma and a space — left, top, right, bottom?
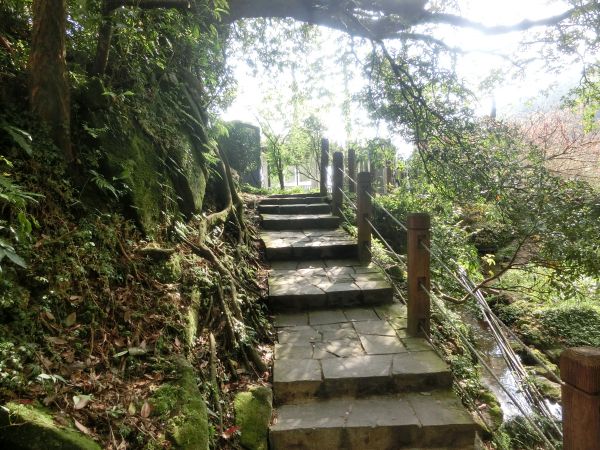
259, 203, 332, 215
268, 259, 393, 311
262, 229, 357, 261
270, 393, 477, 449
272, 306, 455, 402
261, 214, 342, 230
260, 193, 476, 449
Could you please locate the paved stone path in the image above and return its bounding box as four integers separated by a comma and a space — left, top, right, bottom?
260, 194, 477, 449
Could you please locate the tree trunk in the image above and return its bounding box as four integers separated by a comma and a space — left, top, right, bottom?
30, 0, 73, 162
91, 10, 114, 76
277, 161, 285, 190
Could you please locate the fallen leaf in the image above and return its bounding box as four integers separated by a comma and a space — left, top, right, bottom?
47, 337, 67, 345
73, 394, 91, 410
140, 400, 151, 418
127, 402, 136, 415
74, 419, 91, 435
44, 311, 56, 321
64, 312, 77, 327
174, 337, 181, 348
222, 425, 240, 439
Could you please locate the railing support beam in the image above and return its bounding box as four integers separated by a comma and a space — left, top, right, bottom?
348, 148, 356, 193
561, 347, 600, 450
320, 138, 329, 196
332, 152, 344, 217
407, 213, 430, 337
357, 172, 372, 264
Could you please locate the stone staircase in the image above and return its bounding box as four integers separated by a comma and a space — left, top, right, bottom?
259, 193, 478, 450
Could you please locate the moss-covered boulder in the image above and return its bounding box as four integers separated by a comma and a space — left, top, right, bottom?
0, 402, 101, 450
99, 118, 207, 235
234, 386, 273, 450
151, 357, 209, 450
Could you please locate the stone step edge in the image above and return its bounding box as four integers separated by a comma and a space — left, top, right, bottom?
261, 215, 342, 231
265, 243, 358, 262
273, 352, 452, 405
269, 391, 477, 449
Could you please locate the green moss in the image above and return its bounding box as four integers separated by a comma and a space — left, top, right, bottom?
102, 128, 167, 235
0, 402, 101, 450
234, 386, 273, 450
151, 358, 209, 450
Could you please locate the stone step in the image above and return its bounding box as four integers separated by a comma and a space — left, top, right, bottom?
262, 214, 342, 231
269, 193, 324, 198
262, 230, 357, 261
258, 203, 332, 215
269, 391, 477, 450
272, 305, 452, 404
261, 196, 328, 205
268, 260, 393, 311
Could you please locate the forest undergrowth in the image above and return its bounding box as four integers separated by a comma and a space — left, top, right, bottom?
0, 146, 272, 449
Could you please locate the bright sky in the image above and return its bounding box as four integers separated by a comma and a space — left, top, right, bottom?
222, 0, 583, 155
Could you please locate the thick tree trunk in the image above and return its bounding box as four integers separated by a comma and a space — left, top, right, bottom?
91, 12, 114, 77
30, 0, 73, 162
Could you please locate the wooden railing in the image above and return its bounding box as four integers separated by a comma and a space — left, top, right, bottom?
326, 146, 600, 450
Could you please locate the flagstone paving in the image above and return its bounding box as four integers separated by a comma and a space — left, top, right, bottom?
259, 193, 477, 449
261, 229, 357, 260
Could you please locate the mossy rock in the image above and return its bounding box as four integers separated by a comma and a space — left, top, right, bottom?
533, 376, 562, 402
0, 402, 101, 450
151, 357, 209, 450
101, 120, 207, 235
234, 386, 273, 450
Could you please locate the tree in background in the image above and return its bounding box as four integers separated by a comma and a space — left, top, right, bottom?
218, 121, 261, 187
29, 0, 72, 162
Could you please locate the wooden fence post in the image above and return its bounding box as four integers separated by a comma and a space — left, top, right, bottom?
357, 172, 372, 264
407, 213, 430, 337
320, 138, 329, 196
348, 148, 356, 193
332, 152, 344, 217
561, 347, 600, 450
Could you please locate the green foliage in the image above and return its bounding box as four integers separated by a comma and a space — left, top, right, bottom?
218, 120, 261, 183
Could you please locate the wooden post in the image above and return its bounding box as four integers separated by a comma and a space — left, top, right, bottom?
407, 213, 430, 337
561, 347, 600, 450
357, 172, 372, 264
320, 138, 329, 196
348, 148, 356, 193
332, 152, 344, 217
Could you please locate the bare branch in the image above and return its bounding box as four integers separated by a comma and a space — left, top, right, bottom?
421, 7, 578, 34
